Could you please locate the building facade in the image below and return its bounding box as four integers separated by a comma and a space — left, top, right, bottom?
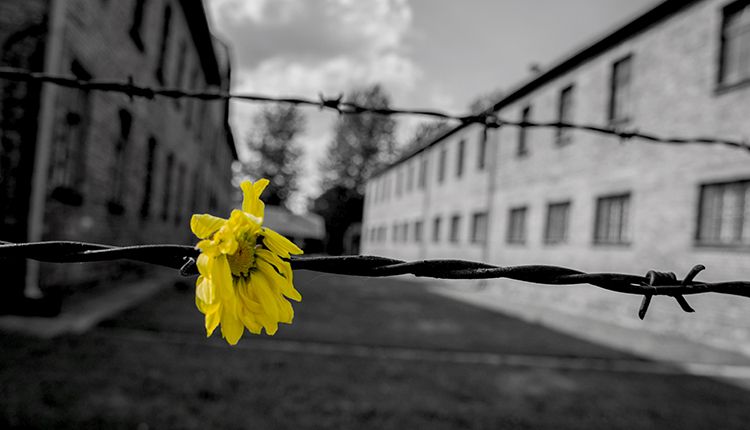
362, 0, 750, 353
0, 0, 237, 311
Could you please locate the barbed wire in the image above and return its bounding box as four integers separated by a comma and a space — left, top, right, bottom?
1, 240, 749, 320
2, 67, 749, 152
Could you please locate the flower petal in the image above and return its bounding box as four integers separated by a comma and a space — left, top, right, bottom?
262, 227, 303, 257
205, 307, 221, 337
195, 295, 220, 315
276, 295, 294, 324
211, 255, 234, 301
191, 214, 226, 239
195, 275, 216, 304
252, 271, 280, 334
220, 303, 244, 345
257, 251, 301, 302
241, 179, 269, 219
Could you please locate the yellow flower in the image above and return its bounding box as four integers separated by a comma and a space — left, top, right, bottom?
190, 178, 303, 345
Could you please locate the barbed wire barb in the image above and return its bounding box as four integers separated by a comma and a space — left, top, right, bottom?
2, 67, 750, 152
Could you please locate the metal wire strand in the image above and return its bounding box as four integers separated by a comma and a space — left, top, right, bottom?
1, 67, 749, 152
1, 240, 749, 319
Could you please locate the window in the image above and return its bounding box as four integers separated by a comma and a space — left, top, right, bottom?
401, 222, 409, 242
471, 212, 488, 244
392, 223, 398, 242
140, 137, 157, 219
594, 193, 631, 244
697, 180, 750, 246
50, 60, 92, 205
449, 214, 461, 243
609, 55, 633, 123
395, 168, 403, 197
414, 220, 424, 243
477, 130, 487, 170
108, 109, 132, 215
129, 0, 147, 51
507, 206, 528, 244
161, 152, 174, 221
418, 156, 428, 189
155, 4, 172, 84
437, 147, 447, 183
456, 139, 465, 177
433, 217, 442, 242
406, 161, 414, 191
720, 1, 750, 86
544, 201, 571, 244
556, 85, 575, 146
518, 106, 531, 157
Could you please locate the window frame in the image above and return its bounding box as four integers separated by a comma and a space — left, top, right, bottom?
506, 206, 528, 244
517, 106, 531, 157
471, 212, 488, 244
556, 84, 575, 146
593, 193, 632, 245
544, 201, 571, 245
437, 146, 447, 183
456, 139, 465, 178
608, 55, 633, 124
695, 178, 750, 248
718, 0, 750, 90
449, 214, 461, 243
432, 216, 442, 243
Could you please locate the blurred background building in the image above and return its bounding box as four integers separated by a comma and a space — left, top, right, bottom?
362, 0, 750, 351
0, 0, 237, 313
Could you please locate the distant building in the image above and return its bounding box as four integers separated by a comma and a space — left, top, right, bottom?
362, 0, 750, 335
0, 0, 237, 311
263, 205, 326, 254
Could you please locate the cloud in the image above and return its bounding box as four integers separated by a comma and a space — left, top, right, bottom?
206, 0, 419, 206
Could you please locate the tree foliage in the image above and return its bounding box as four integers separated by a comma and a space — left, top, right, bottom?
314, 84, 395, 254
242, 104, 305, 208
467, 87, 504, 114
400, 120, 451, 156
318, 84, 396, 193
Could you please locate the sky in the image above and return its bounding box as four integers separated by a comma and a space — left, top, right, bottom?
204, 0, 657, 211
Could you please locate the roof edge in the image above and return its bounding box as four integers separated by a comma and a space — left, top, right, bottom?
368, 0, 703, 182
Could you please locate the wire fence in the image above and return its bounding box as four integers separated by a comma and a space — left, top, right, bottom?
2, 67, 750, 321
1, 240, 748, 320
1, 66, 749, 152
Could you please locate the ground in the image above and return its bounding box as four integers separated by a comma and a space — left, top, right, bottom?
1, 271, 750, 429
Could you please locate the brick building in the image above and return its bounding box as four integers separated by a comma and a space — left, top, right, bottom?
362, 0, 750, 354
0, 0, 237, 311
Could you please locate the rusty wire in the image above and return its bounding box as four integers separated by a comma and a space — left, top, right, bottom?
1, 240, 749, 319
2, 66, 750, 152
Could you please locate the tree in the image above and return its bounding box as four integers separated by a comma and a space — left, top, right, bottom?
467, 87, 504, 114
314, 84, 396, 254
400, 120, 451, 155
319, 84, 396, 193
242, 104, 305, 208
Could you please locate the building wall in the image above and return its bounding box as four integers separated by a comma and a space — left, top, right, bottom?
0, 0, 49, 293
24, 0, 237, 294
362, 0, 750, 354
363, 123, 493, 262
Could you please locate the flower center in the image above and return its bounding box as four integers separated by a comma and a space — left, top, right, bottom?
226, 237, 256, 277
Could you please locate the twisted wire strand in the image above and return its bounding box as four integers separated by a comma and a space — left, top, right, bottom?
1, 67, 749, 152
2, 240, 750, 318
